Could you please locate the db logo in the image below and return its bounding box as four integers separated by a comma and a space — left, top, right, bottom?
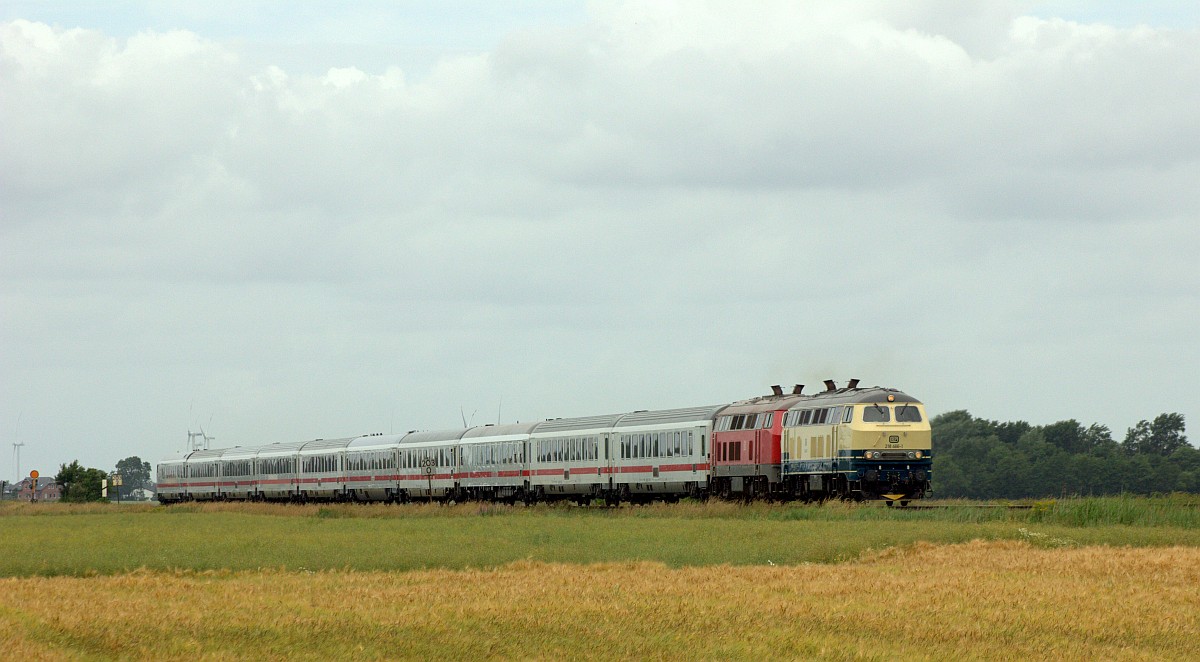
888, 435, 900, 446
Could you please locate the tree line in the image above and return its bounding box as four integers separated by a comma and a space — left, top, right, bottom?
931, 411, 1197, 498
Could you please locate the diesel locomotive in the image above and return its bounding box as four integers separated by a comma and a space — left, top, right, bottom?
157, 381, 931, 505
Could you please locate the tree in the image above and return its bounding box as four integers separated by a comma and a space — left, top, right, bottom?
115, 456, 151, 497
55, 460, 108, 502
1123, 413, 1189, 456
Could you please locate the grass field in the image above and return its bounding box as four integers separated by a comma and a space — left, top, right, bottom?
2, 497, 1198, 660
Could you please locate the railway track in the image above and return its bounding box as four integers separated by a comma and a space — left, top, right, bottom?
884, 502, 1033, 510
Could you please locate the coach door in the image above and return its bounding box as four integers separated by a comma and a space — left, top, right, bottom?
604, 434, 613, 490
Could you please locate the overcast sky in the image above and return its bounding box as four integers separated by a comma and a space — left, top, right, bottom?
3, 1, 1198, 479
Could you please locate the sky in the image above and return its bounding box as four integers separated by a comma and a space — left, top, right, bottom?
2, 1, 1198, 480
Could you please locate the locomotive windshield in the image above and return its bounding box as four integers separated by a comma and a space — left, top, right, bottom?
895, 404, 923, 422
863, 404, 890, 422
861, 404, 922, 423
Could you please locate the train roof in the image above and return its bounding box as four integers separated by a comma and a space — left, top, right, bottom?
299, 437, 355, 454
613, 404, 727, 427
533, 413, 625, 434
400, 428, 469, 444
347, 433, 406, 449
462, 422, 541, 439
256, 440, 309, 457
159, 385, 924, 462
220, 446, 259, 460
717, 395, 808, 416
784, 387, 922, 408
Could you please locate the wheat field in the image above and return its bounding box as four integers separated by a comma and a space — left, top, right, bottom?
2, 540, 1197, 660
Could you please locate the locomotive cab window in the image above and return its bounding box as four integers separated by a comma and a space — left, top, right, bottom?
895, 404, 922, 422
863, 404, 891, 423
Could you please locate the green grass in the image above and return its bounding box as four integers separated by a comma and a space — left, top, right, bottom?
1, 496, 1197, 577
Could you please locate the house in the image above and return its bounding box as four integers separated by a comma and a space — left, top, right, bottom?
128, 487, 157, 501
15, 477, 62, 502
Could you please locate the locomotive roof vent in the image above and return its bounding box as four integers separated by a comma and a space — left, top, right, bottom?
823, 379, 837, 392
770, 385, 783, 397
792, 384, 804, 395
847, 378, 860, 390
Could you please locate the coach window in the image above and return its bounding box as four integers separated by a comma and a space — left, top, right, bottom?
863, 404, 891, 423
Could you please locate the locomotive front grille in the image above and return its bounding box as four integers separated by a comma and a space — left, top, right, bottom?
880, 452, 910, 460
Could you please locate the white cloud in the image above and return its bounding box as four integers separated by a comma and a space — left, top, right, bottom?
1, 3, 1197, 473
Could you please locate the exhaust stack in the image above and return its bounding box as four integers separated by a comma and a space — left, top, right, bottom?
823, 379, 837, 392
770, 385, 783, 397
847, 378, 860, 390
792, 384, 804, 395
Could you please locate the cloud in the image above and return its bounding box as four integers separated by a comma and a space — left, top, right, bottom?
1, 3, 1197, 472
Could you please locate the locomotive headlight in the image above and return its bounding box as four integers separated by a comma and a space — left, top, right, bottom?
907, 451, 916, 459
914, 451, 923, 459
864, 451, 873, 459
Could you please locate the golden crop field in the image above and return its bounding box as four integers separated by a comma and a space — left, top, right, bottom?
3, 540, 1198, 661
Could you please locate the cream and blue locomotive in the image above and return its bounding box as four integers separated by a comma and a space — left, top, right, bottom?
781, 387, 931, 503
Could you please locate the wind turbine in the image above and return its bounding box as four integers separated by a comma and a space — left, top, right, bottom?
12, 441, 24, 482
